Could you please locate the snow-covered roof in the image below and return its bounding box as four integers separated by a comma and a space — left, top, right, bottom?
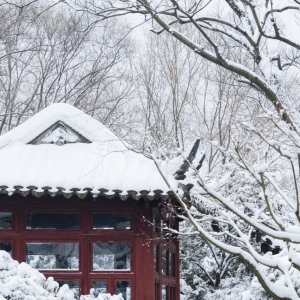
0, 104, 175, 200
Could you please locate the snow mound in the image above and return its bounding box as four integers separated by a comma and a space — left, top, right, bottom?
82, 290, 123, 300
0, 250, 71, 300
0, 251, 123, 300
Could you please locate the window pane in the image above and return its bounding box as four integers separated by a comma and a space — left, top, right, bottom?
93, 243, 130, 270
58, 281, 79, 299
154, 245, 158, 272
155, 282, 159, 300
93, 281, 107, 297
162, 250, 167, 275
26, 213, 79, 229
117, 281, 131, 300
26, 243, 79, 270
0, 242, 12, 255
170, 252, 175, 277
0, 212, 12, 229
170, 286, 176, 299
93, 213, 130, 229
162, 285, 167, 300
153, 216, 157, 232
153, 216, 162, 234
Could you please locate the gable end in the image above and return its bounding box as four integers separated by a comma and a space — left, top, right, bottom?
28, 121, 91, 145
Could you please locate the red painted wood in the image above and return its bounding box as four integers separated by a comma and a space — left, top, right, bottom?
151, 204, 179, 300
0, 193, 180, 299
135, 199, 155, 300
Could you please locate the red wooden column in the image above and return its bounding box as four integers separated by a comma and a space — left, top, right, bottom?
175, 238, 180, 300
13, 207, 22, 264
135, 199, 155, 300
81, 206, 90, 295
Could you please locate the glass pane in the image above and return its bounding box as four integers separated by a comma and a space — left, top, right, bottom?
26, 243, 79, 270
93, 281, 107, 297
26, 213, 79, 229
93, 213, 130, 229
58, 281, 79, 299
160, 220, 165, 236
154, 245, 158, 272
117, 281, 131, 300
155, 282, 159, 300
93, 243, 130, 270
171, 287, 176, 299
162, 250, 167, 275
162, 285, 167, 300
0, 242, 12, 255
155, 217, 161, 234
0, 212, 12, 229
170, 252, 175, 277
153, 216, 157, 232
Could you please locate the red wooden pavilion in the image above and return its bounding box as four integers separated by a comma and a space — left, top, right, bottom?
0, 104, 182, 300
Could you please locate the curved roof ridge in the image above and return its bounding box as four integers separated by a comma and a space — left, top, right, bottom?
0, 103, 124, 149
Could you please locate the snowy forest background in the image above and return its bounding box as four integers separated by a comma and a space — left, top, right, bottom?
1, 1, 300, 300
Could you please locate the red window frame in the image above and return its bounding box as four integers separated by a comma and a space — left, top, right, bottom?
89, 238, 134, 274
169, 252, 176, 277
0, 204, 137, 297
23, 210, 83, 232
55, 278, 82, 298
152, 206, 178, 300
91, 212, 132, 232
0, 239, 15, 256
89, 277, 110, 295
22, 238, 82, 272
113, 277, 134, 299
0, 210, 14, 231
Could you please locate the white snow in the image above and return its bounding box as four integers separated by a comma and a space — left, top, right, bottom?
0, 250, 124, 300
0, 104, 175, 195
0, 250, 68, 300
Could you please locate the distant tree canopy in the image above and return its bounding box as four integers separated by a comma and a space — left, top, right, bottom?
0, 0, 134, 134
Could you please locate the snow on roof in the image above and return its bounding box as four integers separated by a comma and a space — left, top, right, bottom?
0, 104, 176, 200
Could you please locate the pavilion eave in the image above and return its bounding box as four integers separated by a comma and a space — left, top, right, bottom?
0, 185, 173, 201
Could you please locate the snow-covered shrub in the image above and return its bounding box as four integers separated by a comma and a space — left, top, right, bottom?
81, 289, 123, 300
0, 250, 73, 300
0, 251, 123, 300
